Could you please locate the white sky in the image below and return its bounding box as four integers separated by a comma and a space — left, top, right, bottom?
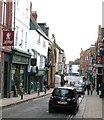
31, 0, 103, 63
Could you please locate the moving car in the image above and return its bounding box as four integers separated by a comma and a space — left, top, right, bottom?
48, 86, 79, 115
74, 84, 85, 95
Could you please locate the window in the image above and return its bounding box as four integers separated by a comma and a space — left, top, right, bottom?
53, 88, 75, 98
98, 67, 102, 74
20, 29, 23, 48
15, 26, 19, 46
2, 1, 8, 26
39, 56, 43, 68
25, 32, 27, 49
17, 0, 19, 8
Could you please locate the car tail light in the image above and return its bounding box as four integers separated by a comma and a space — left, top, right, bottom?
50, 96, 53, 100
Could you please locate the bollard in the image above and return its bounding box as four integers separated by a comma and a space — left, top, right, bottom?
19, 87, 24, 100
21, 94, 23, 99
44, 88, 46, 94
38, 90, 40, 95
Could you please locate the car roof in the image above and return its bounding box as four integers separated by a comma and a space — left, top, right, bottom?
55, 86, 75, 90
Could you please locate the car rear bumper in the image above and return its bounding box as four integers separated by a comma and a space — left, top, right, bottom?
49, 102, 77, 111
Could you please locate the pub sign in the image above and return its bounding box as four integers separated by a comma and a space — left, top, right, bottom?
3, 31, 14, 46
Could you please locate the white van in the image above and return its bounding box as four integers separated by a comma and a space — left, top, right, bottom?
55, 74, 61, 88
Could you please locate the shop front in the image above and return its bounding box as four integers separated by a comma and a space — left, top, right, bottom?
28, 69, 48, 94
3, 51, 12, 98
11, 49, 31, 97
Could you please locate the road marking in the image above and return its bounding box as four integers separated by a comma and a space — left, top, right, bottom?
67, 114, 73, 120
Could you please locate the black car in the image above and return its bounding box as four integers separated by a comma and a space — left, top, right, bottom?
48, 86, 79, 115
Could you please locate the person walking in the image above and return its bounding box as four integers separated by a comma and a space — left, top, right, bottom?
11, 80, 17, 97
44, 80, 47, 94
19, 82, 24, 99
86, 83, 90, 95
90, 83, 93, 95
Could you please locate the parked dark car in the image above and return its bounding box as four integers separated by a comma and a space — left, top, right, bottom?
48, 86, 79, 115
74, 84, 85, 95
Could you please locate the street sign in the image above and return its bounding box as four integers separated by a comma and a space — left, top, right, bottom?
3, 31, 14, 46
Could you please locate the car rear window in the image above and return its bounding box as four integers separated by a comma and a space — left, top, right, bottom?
53, 88, 75, 98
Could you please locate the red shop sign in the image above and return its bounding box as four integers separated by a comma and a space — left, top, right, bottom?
3, 31, 14, 46
96, 56, 102, 64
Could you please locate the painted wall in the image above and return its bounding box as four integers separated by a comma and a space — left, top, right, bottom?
12, 0, 30, 52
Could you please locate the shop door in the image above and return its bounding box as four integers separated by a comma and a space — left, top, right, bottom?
4, 62, 8, 97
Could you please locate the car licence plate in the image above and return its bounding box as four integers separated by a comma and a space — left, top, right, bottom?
58, 101, 67, 104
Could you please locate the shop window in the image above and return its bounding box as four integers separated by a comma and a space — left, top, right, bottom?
98, 67, 102, 74
2, 1, 8, 26
31, 58, 36, 66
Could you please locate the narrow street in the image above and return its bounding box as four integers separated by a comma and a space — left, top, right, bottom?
2, 95, 70, 119
1, 90, 102, 119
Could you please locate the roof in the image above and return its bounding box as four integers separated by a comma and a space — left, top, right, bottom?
57, 86, 75, 90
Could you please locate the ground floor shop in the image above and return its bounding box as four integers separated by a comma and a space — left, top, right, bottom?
2, 51, 12, 98
28, 69, 48, 94
10, 49, 31, 97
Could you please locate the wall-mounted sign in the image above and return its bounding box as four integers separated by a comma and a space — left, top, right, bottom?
3, 31, 14, 46
96, 56, 102, 64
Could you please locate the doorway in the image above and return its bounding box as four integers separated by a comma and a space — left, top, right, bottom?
4, 62, 8, 97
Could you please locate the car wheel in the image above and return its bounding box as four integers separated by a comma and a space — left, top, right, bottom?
73, 108, 77, 115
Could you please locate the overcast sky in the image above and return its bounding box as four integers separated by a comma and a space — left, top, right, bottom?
31, 0, 103, 63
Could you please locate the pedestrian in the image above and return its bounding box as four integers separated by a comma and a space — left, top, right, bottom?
44, 80, 47, 94
86, 83, 90, 95
11, 80, 16, 97
90, 83, 93, 95
19, 82, 24, 99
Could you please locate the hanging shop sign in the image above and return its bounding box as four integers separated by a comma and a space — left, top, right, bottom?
96, 56, 102, 64
3, 31, 14, 46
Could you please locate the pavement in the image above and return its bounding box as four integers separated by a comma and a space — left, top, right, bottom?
73, 90, 103, 119
0, 88, 53, 109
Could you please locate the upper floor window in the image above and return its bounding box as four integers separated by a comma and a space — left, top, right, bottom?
39, 56, 43, 68
19, 29, 23, 48
17, 0, 19, 7
25, 32, 27, 49
15, 26, 19, 46
2, 1, 8, 26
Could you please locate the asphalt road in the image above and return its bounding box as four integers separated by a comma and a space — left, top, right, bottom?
2, 95, 72, 119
